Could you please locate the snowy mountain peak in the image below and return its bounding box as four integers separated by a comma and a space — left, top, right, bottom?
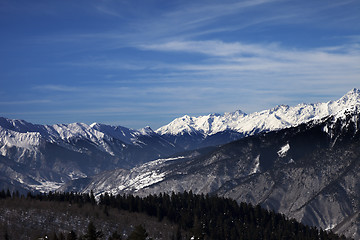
181, 115, 193, 121
89, 122, 100, 128
224, 109, 247, 118
139, 126, 154, 135
270, 105, 290, 112
337, 88, 360, 105
155, 110, 249, 136
0, 117, 156, 155
89, 122, 148, 144
156, 89, 360, 136
2, 88, 360, 153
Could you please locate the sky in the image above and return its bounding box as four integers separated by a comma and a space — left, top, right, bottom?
0, 0, 359, 129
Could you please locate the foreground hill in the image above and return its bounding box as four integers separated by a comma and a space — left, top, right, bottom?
0, 191, 182, 239
0, 191, 349, 240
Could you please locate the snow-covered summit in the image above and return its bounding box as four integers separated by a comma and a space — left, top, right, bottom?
156, 88, 360, 136
337, 88, 360, 105
0, 117, 158, 155
155, 110, 248, 136
1, 88, 359, 150
89, 122, 147, 145
138, 126, 155, 135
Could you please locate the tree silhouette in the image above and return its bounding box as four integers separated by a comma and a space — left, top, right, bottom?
108, 231, 122, 240
83, 222, 103, 240
127, 225, 149, 240
66, 230, 77, 240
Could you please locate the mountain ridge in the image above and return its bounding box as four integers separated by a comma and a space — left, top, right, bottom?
156, 88, 360, 136
2, 88, 359, 141
1, 88, 360, 193
1, 88, 359, 148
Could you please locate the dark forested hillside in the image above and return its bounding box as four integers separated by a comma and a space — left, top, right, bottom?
0, 190, 181, 240
0, 190, 351, 240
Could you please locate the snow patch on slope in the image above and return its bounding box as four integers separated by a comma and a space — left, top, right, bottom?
29, 180, 64, 193
125, 156, 186, 192
83, 156, 186, 196
250, 155, 261, 175
278, 143, 290, 157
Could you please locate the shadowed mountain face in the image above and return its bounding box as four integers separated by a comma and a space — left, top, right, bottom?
65, 108, 360, 238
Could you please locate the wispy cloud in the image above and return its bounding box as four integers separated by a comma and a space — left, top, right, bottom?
56, 38, 359, 111
0, 100, 51, 105
33, 85, 80, 92
94, 5, 122, 17
140, 40, 271, 57
141, 40, 360, 59
24, 1, 299, 47
161, 0, 277, 27
26, 0, 360, 53
86, 39, 359, 84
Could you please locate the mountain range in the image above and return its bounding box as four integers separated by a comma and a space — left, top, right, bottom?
1, 88, 360, 238
0, 117, 181, 192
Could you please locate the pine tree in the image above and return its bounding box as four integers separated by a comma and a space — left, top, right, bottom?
90, 191, 96, 205
52, 232, 60, 240
175, 225, 182, 240
108, 231, 122, 240
127, 225, 149, 240
83, 221, 103, 240
59, 232, 65, 240
66, 230, 77, 240
4, 228, 10, 240
6, 189, 11, 198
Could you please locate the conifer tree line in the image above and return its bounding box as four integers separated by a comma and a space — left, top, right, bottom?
0, 189, 352, 240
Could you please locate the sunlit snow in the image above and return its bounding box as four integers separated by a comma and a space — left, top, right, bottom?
250, 155, 260, 175
87, 156, 186, 196
156, 88, 360, 136
277, 143, 290, 157
29, 181, 64, 193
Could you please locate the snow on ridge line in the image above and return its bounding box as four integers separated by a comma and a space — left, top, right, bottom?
155, 88, 360, 136
140, 156, 186, 168
154, 156, 186, 162
0, 116, 154, 142
0, 126, 42, 148
1, 88, 360, 143
0, 117, 157, 154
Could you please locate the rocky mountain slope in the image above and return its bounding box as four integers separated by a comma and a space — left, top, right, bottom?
65, 104, 360, 238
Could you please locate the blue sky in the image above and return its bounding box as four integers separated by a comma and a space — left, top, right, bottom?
0, 0, 359, 129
